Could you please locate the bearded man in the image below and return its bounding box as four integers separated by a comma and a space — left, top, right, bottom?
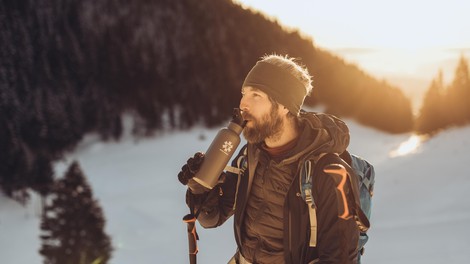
179, 54, 359, 264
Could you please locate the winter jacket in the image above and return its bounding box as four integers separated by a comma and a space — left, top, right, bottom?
187, 112, 359, 264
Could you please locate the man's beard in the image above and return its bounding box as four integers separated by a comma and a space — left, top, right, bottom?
242, 108, 284, 144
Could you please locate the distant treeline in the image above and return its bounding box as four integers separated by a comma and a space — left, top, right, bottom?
416, 56, 470, 135
1, 0, 413, 199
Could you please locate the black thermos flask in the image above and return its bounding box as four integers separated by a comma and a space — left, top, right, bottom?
192, 108, 246, 189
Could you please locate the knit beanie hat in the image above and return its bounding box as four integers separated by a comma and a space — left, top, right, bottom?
242, 61, 307, 116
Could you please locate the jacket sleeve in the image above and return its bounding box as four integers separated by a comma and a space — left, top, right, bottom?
185, 171, 238, 228
185, 146, 246, 228
313, 167, 359, 264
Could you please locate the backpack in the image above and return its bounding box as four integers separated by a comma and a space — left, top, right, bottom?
226, 147, 375, 261
300, 151, 375, 260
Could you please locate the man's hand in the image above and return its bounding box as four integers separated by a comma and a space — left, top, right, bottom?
178, 152, 208, 194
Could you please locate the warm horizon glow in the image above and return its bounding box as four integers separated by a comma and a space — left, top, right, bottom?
235, 0, 470, 50
235, 0, 470, 103
390, 135, 426, 157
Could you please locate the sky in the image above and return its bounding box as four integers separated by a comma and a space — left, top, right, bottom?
1, 113, 469, 263
234, 0, 470, 105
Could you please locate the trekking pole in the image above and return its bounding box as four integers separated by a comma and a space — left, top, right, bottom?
183, 213, 199, 264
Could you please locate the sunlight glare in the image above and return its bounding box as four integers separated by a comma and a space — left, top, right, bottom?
389, 135, 425, 158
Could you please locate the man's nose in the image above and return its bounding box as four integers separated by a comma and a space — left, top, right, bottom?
239, 97, 249, 112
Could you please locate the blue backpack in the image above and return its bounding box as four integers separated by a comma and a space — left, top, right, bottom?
300, 151, 375, 261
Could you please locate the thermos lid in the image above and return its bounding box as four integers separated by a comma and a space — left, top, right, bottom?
232, 108, 247, 128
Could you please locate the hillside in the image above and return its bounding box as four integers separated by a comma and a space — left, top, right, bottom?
1, 0, 412, 207
0, 118, 468, 263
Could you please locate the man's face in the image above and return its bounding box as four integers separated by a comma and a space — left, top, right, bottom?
239, 87, 284, 144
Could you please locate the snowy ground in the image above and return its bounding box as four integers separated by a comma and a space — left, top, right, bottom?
1, 117, 469, 264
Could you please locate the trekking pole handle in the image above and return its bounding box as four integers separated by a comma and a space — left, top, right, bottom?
183, 214, 198, 264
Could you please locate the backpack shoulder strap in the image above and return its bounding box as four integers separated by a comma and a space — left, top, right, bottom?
224, 145, 248, 175
300, 153, 370, 248
300, 153, 338, 247
300, 158, 317, 247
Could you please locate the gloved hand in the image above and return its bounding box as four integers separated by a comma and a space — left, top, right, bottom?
178, 152, 209, 194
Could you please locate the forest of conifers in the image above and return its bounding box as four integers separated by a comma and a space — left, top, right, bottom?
1, 0, 469, 199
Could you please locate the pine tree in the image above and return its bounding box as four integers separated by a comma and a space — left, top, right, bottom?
446, 55, 470, 125
416, 71, 446, 134
39, 161, 112, 264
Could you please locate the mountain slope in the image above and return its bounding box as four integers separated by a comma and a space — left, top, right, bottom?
1, 120, 468, 263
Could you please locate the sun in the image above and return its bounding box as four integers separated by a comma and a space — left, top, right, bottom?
390, 135, 426, 157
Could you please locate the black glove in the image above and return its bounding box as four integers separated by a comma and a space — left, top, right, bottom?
178, 152, 208, 194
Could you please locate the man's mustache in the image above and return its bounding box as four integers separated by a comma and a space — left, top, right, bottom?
242, 112, 254, 120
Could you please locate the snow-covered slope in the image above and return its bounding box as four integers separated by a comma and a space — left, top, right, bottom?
1, 121, 469, 264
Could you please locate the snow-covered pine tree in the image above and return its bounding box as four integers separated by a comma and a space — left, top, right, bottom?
39, 161, 113, 264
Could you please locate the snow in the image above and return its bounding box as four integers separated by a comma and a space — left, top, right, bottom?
1, 118, 470, 264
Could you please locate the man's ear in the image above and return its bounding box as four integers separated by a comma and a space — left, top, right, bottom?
280, 104, 289, 116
